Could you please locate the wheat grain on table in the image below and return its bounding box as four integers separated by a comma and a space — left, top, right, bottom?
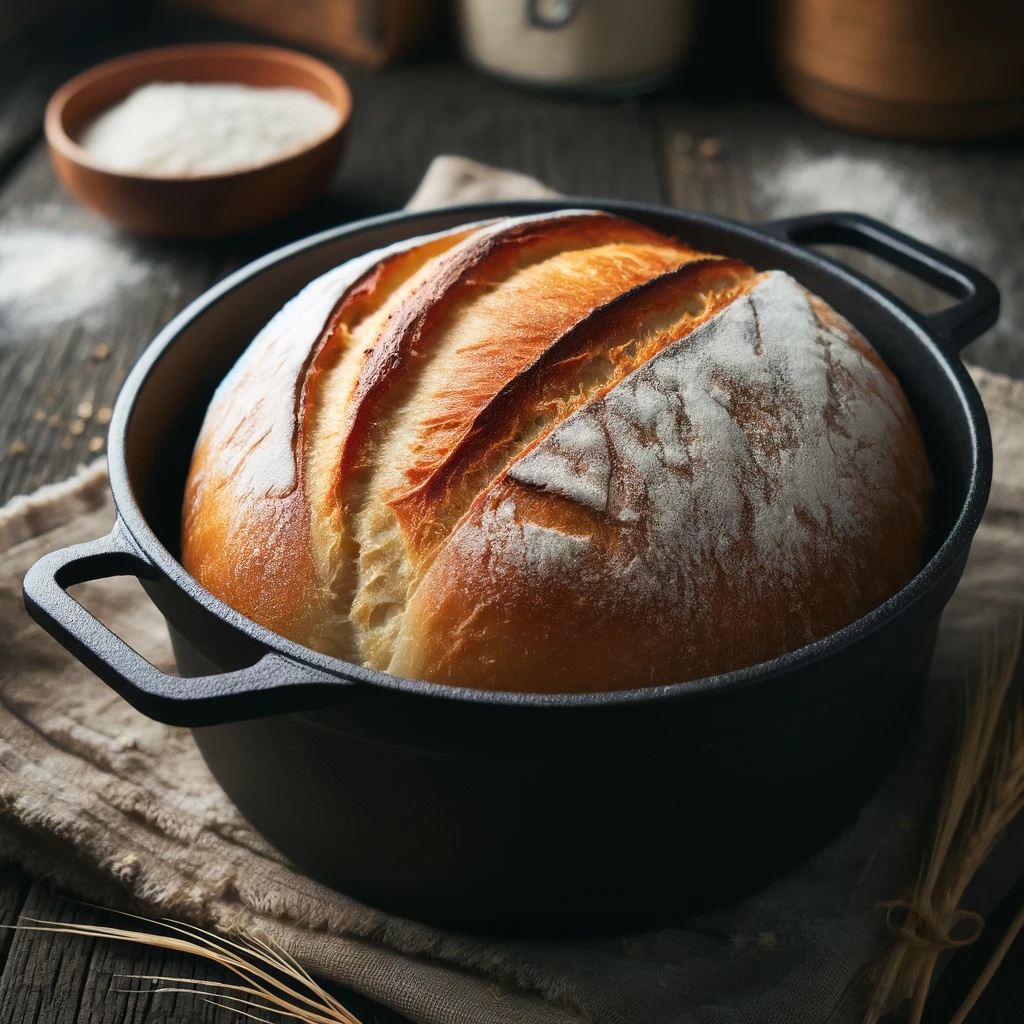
0, 8, 1022, 1024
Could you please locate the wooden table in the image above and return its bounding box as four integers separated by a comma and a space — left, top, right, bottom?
0, 8, 1022, 1022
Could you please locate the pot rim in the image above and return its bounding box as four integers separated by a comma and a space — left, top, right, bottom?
107, 199, 993, 710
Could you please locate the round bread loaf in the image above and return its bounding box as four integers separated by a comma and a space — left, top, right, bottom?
182, 210, 933, 692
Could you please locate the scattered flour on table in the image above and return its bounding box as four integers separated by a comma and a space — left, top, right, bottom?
755, 148, 986, 260
79, 82, 341, 178
0, 227, 149, 334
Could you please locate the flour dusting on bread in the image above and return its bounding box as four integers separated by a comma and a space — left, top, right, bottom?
497, 272, 908, 596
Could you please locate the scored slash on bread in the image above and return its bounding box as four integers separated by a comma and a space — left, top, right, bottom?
183, 210, 933, 692
387, 256, 754, 559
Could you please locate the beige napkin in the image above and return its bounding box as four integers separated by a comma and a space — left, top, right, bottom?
2, 156, 1023, 1024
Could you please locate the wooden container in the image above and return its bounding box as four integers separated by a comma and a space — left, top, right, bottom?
45, 43, 351, 238
775, 0, 1024, 139
168, 0, 440, 69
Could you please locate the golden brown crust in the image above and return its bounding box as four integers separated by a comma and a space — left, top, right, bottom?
389, 272, 933, 689
330, 212, 698, 521
387, 257, 756, 561
183, 212, 934, 691
182, 221, 482, 654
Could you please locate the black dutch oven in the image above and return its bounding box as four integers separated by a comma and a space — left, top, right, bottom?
23, 202, 998, 935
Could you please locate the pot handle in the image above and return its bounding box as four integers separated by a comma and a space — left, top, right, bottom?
758, 212, 999, 356
22, 524, 344, 727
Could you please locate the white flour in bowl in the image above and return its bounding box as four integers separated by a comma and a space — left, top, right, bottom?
78, 81, 341, 178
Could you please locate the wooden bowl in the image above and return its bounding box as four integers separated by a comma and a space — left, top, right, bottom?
45, 43, 352, 238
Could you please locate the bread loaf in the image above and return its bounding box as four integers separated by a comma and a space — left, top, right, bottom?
182, 210, 933, 692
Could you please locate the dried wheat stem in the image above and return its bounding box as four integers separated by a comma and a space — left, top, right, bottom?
949, 901, 1024, 1024
861, 945, 908, 1024
952, 707, 1024, 897
908, 956, 934, 1024
10, 916, 362, 1024
864, 621, 1024, 1024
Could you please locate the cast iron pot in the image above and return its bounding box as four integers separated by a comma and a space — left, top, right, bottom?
23, 201, 998, 935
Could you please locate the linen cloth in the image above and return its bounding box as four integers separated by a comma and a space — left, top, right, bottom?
1, 155, 1023, 1024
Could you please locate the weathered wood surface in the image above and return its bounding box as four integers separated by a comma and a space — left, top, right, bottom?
0, 7, 1021, 1023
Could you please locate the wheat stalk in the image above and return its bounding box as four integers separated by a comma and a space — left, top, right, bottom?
11, 910, 361, 1024
863, 620, 1024, 1024
947, 901, 1024, 1024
